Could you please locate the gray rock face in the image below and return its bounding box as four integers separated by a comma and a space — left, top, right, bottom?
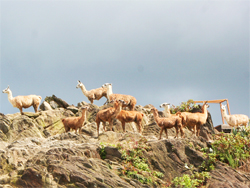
0, 98, 249, 188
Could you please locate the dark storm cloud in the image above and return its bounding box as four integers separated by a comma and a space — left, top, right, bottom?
1, 1, 249, 125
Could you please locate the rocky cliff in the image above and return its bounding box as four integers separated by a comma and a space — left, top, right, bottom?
0, 96, 249, 188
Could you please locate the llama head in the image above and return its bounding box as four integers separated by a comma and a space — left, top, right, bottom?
221, 104, 226, 111
102, 83, 112, 88
80, 106, 89, 111
76, 80, 83, 89
159, 103, 170, 108
202, 101, 209, 109
150, 107, 157, 113
2, 86, 10, 94
118, 99, 126, 105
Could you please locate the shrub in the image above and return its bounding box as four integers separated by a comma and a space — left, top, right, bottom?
170, 99, 198, 114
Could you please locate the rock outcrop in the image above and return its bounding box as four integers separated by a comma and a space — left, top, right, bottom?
0, 95, 249, 188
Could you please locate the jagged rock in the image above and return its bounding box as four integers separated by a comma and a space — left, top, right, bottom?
39, 101, 53, 111
49, 101, 59, 109
104, 146, 122, 161
49, 95, 69, 108
67, 106, 79, 114
0, 119, 9, 134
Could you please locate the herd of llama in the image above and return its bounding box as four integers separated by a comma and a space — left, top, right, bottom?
2, 81, 249, 139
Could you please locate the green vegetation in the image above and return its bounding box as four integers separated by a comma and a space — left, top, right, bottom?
170, 163, 210, 188
200, 127, 250, 172
99, 142, 107, 159
171, 172, 210, 188
170, 99, 199, 114
99, 137, 164, 185
117, 137, 164, 185
211, 128, 250, 169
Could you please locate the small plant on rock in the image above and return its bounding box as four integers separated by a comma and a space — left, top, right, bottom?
170, 99, 198, 114
116, 137, 164, 185
99, 142, 107, 160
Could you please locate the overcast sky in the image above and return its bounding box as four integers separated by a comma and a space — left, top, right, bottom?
1, 0, 249, 126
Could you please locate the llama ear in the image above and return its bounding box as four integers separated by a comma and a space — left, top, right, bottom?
7, 85, 9, 89
78, 80, 81, 83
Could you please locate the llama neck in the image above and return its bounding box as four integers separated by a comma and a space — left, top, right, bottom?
222, 109, 229, 121
202, 105, 208, 120
164, 107, 171, 118
79, 110, 87, 124
152, 111, 161, 126
6, 90, 15, 106
106, 85, 113, 101
114, 103, 122, 117
80, 84, 89, 97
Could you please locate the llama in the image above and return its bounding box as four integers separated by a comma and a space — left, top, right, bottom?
221, 104, 249, 128
151, 107, 184, 140
76, 80, 107, 104
102, 83, 137, 111
116, 110, 144, 134
2, 86, 42, 115
177, 102, 209, 137
96, 100, 125, 136
62, 106, 89, 134
159, 103, 176, 118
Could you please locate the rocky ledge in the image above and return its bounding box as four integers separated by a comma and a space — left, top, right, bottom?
0, 96, 249, 188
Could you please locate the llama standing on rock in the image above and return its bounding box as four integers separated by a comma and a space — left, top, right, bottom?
76, 80, 107, 104
102, 83, 137, 111
116, 110, 144, 134
177, 102, 209, 137
221, 104, 249, 128
62, 106, 89, 134
151, 107, 184, 140
96, 100, 125, 136
2, 86, 42, 115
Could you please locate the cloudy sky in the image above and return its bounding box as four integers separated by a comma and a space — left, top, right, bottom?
1, 0, 249, 126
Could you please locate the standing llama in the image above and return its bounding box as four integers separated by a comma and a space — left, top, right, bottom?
62, 106, 89, 134
176, 102, 209, 137
102, 83, 137, 111
151, 107, 184, 140
76, 80, 108, 104
221, 104, 249, 128
96, 100, 125, 136
2, 86, 42, 115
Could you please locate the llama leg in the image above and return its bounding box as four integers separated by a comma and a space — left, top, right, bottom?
180, 127, 185, 138
174, 127, 179, 138
64, 126, 70, 133
137, 122, 142, 134
96, 121, 100, 136
19, 108, 24, 115
122, 122, 126, 132
164, 128, 169, 139
196, 126, 200, 137
103, 122, 107, 131
193, 126, 197, 136
159, 128, 164, 140
33, 104, 39, 113
109, 120, 113, 131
